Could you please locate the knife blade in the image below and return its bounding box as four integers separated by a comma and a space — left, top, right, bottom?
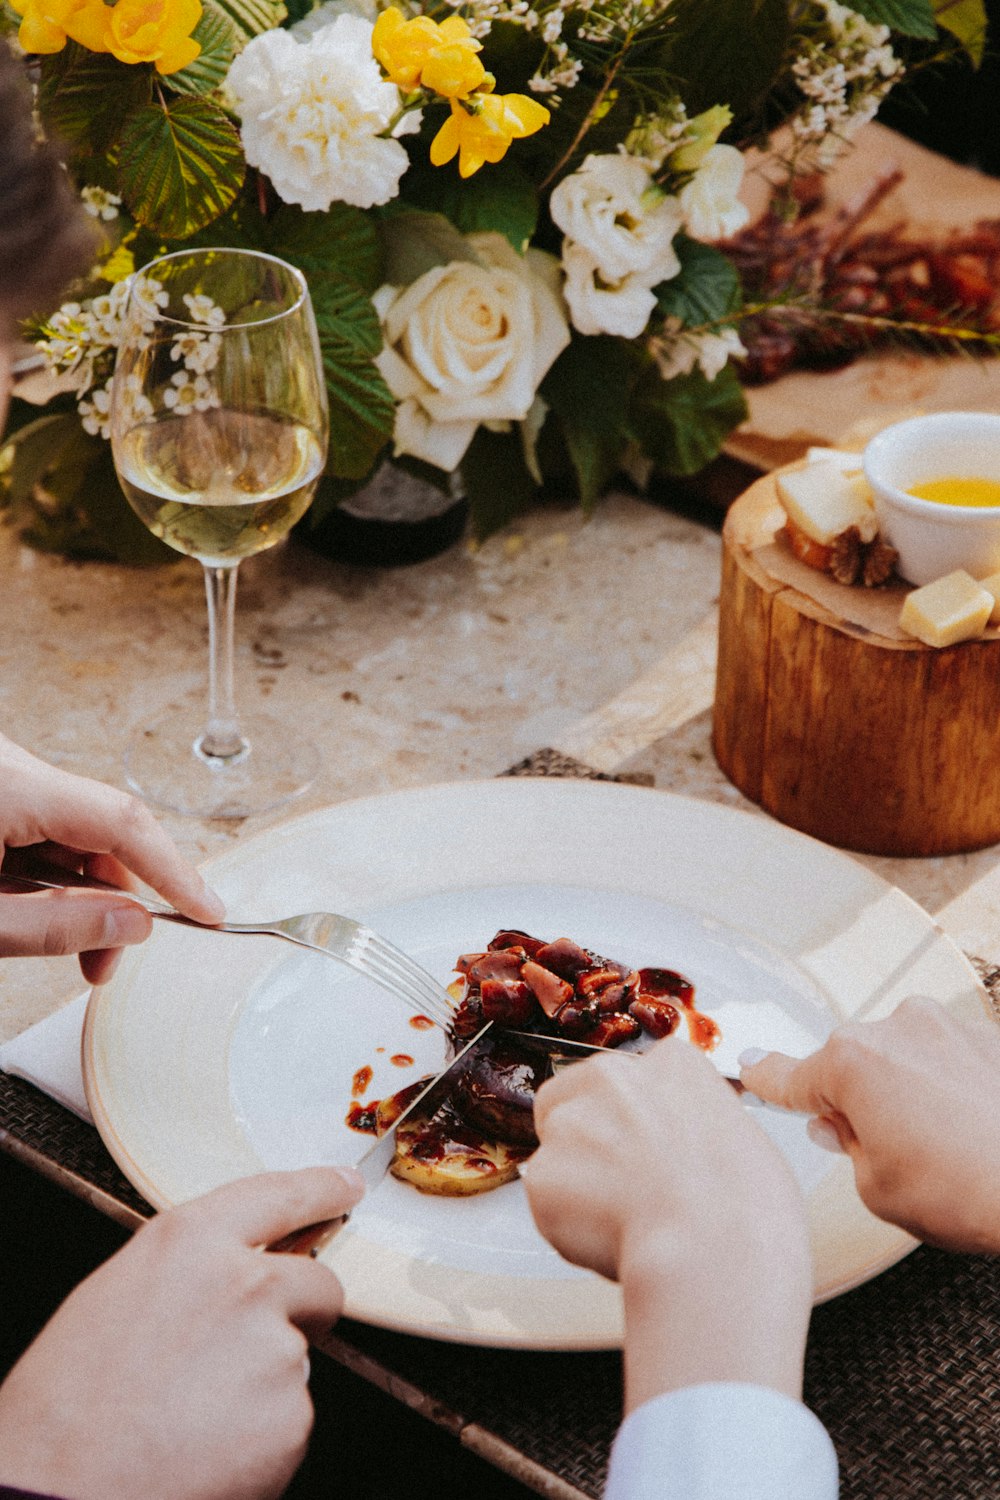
505, 1028, 746, 1093
271, 1020, 494, 1258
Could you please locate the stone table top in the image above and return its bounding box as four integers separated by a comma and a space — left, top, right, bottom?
2, 487, 1000, 1042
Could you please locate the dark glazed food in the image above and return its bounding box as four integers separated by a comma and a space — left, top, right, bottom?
353, 928, 717, 1195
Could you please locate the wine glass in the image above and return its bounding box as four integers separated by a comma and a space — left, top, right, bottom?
109, 248, 329, 818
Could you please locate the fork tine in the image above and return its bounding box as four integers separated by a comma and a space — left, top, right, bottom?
351, 934, 455, 1027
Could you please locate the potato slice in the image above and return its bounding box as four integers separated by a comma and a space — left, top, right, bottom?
377, 1088, 532, 1196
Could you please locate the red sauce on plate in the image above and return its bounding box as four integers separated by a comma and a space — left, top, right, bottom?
390, 1053, 414, 1067
351, 1065, 373, 1097
409, 1015, 435, 1030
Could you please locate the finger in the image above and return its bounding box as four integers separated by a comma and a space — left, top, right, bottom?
265, 1255, 346, 1341
9, 766, 225, 923
0, 890, 151, 960
79, 947, 124, 986
189, 1167, 367, 1247
739, 1048, 831, 1114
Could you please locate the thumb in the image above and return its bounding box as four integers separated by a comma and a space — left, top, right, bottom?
0, 890, 152, 960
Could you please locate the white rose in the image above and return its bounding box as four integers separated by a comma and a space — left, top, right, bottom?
560, 242, 658, 339
374, 232, 570, 472
549, 153, 683, 283
226, 16, 409, 212
678, 144, 750, 242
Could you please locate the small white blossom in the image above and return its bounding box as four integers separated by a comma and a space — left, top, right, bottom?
78, 383, 113, 438
163, 370, 220, 414
226, 15, 411, 212
182, 293, 226, 328
80, 186, 122, 221
170, 329, 222, 374
652, 325, 746, 382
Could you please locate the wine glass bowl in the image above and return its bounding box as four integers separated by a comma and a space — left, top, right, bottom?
110, 248, 328, 816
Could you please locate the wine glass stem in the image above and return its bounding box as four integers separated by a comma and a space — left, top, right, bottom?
198, 563, 247, 764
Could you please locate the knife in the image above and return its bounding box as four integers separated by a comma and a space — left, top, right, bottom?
505, 1028, 746, 1093
270, 1020, 494, 1258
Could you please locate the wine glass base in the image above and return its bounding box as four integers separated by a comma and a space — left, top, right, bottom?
125, 709, 319, 819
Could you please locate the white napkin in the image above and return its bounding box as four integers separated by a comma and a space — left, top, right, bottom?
0, 991, 93, 1122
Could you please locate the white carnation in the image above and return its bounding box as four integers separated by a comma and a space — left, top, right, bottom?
549, 153, 683, 283
226, 15, 410, 212
678, 145, 749, 242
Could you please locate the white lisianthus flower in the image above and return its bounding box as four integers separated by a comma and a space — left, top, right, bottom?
374, 232, 570, 472
560, 242, 658, 339
653, 326, 746, 382
226, 15, 410, 212
678, 144, 749, 242
549, 153, 683, 283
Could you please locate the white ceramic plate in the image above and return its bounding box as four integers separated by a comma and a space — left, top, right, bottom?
84, 779, 988, 1349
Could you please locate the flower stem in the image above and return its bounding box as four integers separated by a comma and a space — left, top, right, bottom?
538, 40, 631, 192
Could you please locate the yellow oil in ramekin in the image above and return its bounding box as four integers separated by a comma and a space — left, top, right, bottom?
907, 477, 1000, 507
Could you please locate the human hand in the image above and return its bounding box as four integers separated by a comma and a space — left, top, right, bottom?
740, 994, 1000, 1253
523, 1042, 812, 1413
0, 1165, 364, 1500
0, 732, 224, 983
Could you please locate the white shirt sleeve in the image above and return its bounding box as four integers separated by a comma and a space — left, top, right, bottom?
604, 1382, 839, 1500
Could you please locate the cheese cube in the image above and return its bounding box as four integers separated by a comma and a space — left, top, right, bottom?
805, 446, 865, 474
776, 463, 877, 546
976, 569, 1000, 625
899, 570, 993, 647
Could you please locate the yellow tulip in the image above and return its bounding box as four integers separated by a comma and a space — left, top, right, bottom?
12, 0, 110, 55
105, 0, 202, 74
430, 91, 550, 177
372, 5, 485, 99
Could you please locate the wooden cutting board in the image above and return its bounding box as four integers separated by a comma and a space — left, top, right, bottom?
713, 472, 1000, 856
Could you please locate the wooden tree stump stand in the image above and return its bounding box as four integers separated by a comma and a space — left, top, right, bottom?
713, 473, 1000, 857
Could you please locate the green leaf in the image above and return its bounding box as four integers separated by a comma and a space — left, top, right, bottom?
541, 337, 634, 511
311, 278, 396, 479
36, 45, 151, 154
460, 428, 537, 541
378, 206, 482, 285
210, 0, 285, 40
932, 0, 988, 62
267, 203, 383, 296
628, 362, 747, 476
166, 1, 238, 96
402, 160, 538, 253
665, 0, 791, 122
655, 236, 742, 327
848, 0, 937, 37
118, 96, 245, 239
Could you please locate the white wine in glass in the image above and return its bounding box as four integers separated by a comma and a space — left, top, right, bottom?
110, 248, 329, 818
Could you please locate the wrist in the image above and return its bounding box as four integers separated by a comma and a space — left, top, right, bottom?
619, 1220, 813, 1414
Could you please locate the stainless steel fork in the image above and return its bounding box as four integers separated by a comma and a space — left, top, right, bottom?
0, 863, 456, 1029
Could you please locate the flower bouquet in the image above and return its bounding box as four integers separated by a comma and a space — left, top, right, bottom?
1, 0, 986, 560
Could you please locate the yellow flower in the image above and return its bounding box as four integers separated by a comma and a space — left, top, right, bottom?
105, 0, 202, 74
372, 6, 486, 98
11, 0, 110, 55
430, 91, 549, 177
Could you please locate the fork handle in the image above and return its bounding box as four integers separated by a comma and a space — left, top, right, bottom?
0, 852, 200, 925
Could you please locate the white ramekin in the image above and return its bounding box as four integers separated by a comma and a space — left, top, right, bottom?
862, 411, 1000, 585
